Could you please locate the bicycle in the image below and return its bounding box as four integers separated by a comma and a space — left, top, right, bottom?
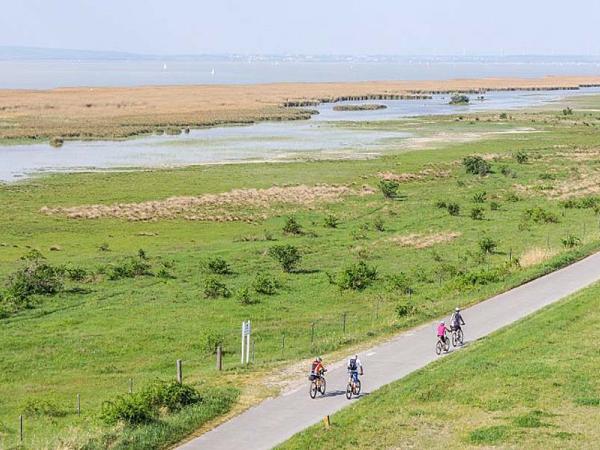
451, 326, 464, 347
435, 333, 450, 355
309, 371, 327, 399
345, 374, 361, 399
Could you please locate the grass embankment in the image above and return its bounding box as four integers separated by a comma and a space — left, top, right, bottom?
280, 282, 600, 449
1, 76, 600, 142
332, 104, 387, 111
1, 109, 600, 447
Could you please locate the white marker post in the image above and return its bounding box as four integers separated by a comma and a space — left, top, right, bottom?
241, 320, 251, 365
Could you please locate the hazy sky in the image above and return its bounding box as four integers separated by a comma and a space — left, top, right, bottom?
3, 0, 600, 55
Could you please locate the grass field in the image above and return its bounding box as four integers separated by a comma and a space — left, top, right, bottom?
1, 104, 600, 448
279, 282, 600, 449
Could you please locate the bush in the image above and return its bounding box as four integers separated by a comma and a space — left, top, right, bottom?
282, 216, 303, 235
506, 192, 521, 202
64, 265, 88, 282
6, 251, 63, 301
396, 301, 415, 318
252, 273, 279, 295
107, 256, 152, 280
449, 94, 470, 105
490, 201, 500, 211
236, 287, 256, 305
514, 151, 529, 164
560, 196, 600, 209
500, 166, 517, 178
206, 256, 231, 275
479, 236, 497, 254
373, 216, 385, 232
523, 207, 559, 224
563, 107, 573, 116
470, 207, 485, 220
335, 261, 377, 291
203, 277, 231, 299
199, 331, 225, 355
386, 273, 413, 294
22, 398, 67, 417
323, 214, 340, 229
378, 179, 400, 199
472, 191, 487, 203
101, 381, 202, 426
268, 245, 301, 272
561, 234, 581, 248
447, 202, 460, 216
499, 112, 508, 119
435, 200, 447, 209
463, 156, 491, 176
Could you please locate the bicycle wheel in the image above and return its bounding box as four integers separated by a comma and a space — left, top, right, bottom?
457, 329, 464, 345
444, 339, 450, 352
451, 331, 458, 347
309, 381, 318, 399
354, 379, 361, 396
319, 377, 326, 395
435, 340, 443, 355
345, 383, 353, 399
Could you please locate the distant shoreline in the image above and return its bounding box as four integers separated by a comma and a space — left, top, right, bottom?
1, 75, 599, 142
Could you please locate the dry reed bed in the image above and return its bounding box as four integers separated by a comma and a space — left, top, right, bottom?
3, 76, 600, 140
40, 184, 376, 222
389, 231, 461, 249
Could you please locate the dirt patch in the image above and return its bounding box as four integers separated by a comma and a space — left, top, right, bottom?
517, 167, 600, 199
389, 231, 461, 249
378, 167, 451, 183
40, 184, 375, 221
519, 247, 558, 268
398, 128, 539, 151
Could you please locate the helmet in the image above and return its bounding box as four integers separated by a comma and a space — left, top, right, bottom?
455, 307, 460, 312
440, 321, 445, 325
316, 356, 322, 362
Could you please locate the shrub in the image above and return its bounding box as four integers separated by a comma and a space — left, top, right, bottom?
563, 107, 573, 116
335, 261, 377, 290
447, 202, 460, 216
524, 207, 559, 224
396, 301, 415, 318
490, 201, 500, 211
449, 94, 470, 105
203, 277, 231, 299
199, 331, 225, 355
539, 172, 556, 180
435, 200, 447, 209
63, 265, 88, 282
373, 216, 385, 232
107, 256, 152, 280
236, 287, 256, 305
479, 236, 497, 254
472, 191, 487, 203
499, 112, 508, 119
6, 251, 63, 301
514, 151, 529, 164
561, 234, 581, 248
470, 207, 485, 220
560, 196, 600, 209
206, 256, 231, 275
463, 156, 491, 176
323, 214, 340, 228
386, 273, 413, 294
506, 192, 521, 202
268, 245, 301, 272
500, 166, 517, 178
282, 216, 303, 235
22, 398, 67, 417
378, 179, 400, 199
252, 273, 278, 295
100, 393, 156, 426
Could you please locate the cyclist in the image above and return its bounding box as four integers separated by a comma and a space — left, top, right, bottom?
437, 320, 450, 345
450, 307, 465, 333
347, 354, 363, 385
309, 356, 326, 387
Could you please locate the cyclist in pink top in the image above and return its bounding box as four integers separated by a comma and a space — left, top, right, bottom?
437, 320, 450, 345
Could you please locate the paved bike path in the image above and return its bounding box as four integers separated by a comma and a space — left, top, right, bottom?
179, 251, 600, 450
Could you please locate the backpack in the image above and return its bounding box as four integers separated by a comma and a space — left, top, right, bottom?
348, 358, 357, 371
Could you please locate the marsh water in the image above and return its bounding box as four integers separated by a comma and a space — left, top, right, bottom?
1, 87, 599, 182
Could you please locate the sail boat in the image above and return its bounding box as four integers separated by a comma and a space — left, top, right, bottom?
162, 63, 167, 70
210, 67, 215, 76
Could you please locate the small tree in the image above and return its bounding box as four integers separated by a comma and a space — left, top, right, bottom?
335, 261, 378, 291
269, 245, 301, 272
479, 236, 497, 254
463, 156, 491, 176
283, 216, 303, 235
252, 273, 279, 295
378, 179, 400, 199
6, 251, 63, 302
206, 256, 232, 275
514, 151, 529, 164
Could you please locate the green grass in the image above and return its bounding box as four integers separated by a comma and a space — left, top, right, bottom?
279, 283, 600, 449
1, 111, 600, 447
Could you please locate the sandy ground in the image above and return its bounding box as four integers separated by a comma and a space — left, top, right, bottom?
2, 75, 600, 140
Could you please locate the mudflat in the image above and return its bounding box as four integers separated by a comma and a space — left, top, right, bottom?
1, 75, 600, 141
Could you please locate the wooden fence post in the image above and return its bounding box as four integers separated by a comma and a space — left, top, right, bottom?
19, 415, 23, 444
216, 345, 223, 371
